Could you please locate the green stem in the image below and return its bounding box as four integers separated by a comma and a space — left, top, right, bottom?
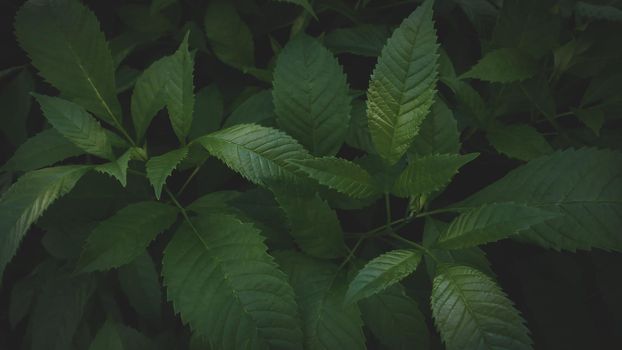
384, 193, 392, 230
414, 207, 459, 218
389, 233, 439, 263
176, 162, 203, 197
165, 186, 197, 232
338, 237, 364, 271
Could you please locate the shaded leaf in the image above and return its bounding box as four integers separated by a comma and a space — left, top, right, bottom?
89, 320, 124, 350
461, 48, 538, 83
204, 0, 254, 69
0, 69, 34, 146
409, 99, 461, 156
324, 24, 389, 57
487, 124, 553, 161
118, 252, 163, 328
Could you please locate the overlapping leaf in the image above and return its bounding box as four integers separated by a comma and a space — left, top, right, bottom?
273, 34, 351, 156
95, 148, 142, 187
146, 147, 189, 199
461, 48, 538, 83
345, 249, 422, 305
0, 166, 90, 280
197, 124, 311, 187
162, 215, 303, 349
487, 124, 553, 161
77, 201, 178, 272
457, 148, 622, 251
367, 0, 439, 164
15, 0, 122, 127
409, 99, 461, 156
1, 129, 83, 172
431, 265, 532, 350
204, 0, 254, 69
118, 252, 163, 328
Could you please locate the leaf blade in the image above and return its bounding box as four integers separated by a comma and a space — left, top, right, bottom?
146, 147, 189, 199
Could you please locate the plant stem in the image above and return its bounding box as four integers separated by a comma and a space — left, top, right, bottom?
414, 207, 459, 218
165, 186, 197, 232
338, 237, 364, 271
176, 162, 203, 197
384, 193, 391, 230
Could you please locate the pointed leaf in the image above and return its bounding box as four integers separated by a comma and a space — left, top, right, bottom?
204, 0, 254, 69
324, 24, 389, 57
146, 147, 189, 199
131, 57, 170, 140
345, 249, 422, 305
95, 148, 140, 187
274, 188, 346, 259
162, 215, 303, 349
273, 34, 351, 156
393, 153, 478, 197
1, 129, 83, 172
431, 265, 532, 350
118, 252, 163, 328
409, 99, 460, 156
0, 166, 89, 280
15, 0, 122, 126
34, 95, 115, 160
345, 99, 375, 153
487, 124, 553, 161
275, 251, 366, 350
367, 0, 439, 164
290, 157, 379, 198
438, 203, 560, 249
359, 284, 430, 350
77, 202, 178, 272
457, 148, 622, 251
197, 124, 311, 187
166, 34, 195, 142
461, 48, 538, 83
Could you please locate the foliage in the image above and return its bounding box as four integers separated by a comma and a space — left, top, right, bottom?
1, 0, 621, 349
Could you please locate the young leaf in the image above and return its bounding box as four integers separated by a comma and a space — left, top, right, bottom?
89, 320, 124, 350
0, 165, 90, 280
118, 252, 163, 329
275, 251, 366, 350
273, 188, 346, 259
95, 148, 141, 187
486, 124, 553, 161
457, 148, 622, 251
15, 0, 122, 127
1, 129, 83, 173
409, 99, 461, 156
273, 34, 351, 156
393, 153, 478, 197
166, 34, 195, 143
162, 215, 304, 349
367, 0, 439, 164
146, 147, 189, 199
290, 157, 380, 199
345, 249, 422, 305
438, 203, 560, 249
460, 48, 538, 83
34, 95, 115, 160
431, 265, 532, 350
204, 0, 254, 69
29, 273, 96, 350
197, 124, 311, 187
359, 284, 430, 350
77, 202, 178, 272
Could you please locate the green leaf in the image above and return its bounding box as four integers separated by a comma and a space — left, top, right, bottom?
367, 0, 439, 164
77, 201, 178, 272
34, 95, 115, 160
95, 148, 141, 187
574, 1, 622, 22
275, 251, 366, 350
146, 147, 189, 199
150, 0, 176, 14
162, 214, 303, 349
487, 124, 553, 161
359, 284, 430, 350
189, 85, 224, 139
409, 99, 461, 156
461, 48, 538, 83
423, 218, 495, 278
273, 188, 346, 259
89, 320, 124, 350
9, 261, 56, 329
438, 203, 560, 249
345, 99, 375, 154
324, 24, 389, 57
345, 249, 422, 305
224, 90, 276, 128
204, 0, 254, 69
131, 57, 171, 140
29, 273, 96, 350
15, 0, 122, 127
118, 252, 163, 328
197, 124, 311, 187
1, 129, 83, 173
273, 34, 351, 156
393, 153, 478, 197
573, 108, 605, 136
273, 0, 316, 17
0, 165, 89, 280
166, 34, 195, 143
290, 157, 380, 199
0, 69, 34, 146
457, 148, 622, 251
431, 265, 532, 350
